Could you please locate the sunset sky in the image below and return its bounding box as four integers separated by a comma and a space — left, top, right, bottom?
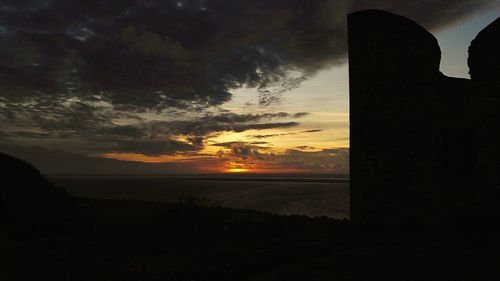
0, 0, 499, 174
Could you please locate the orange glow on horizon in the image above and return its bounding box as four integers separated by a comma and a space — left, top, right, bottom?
221, 166, 305, 174
225, 168, 250, 173
100, 152, 343, 174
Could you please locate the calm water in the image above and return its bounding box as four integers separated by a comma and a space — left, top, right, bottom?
50, 176, 350, 219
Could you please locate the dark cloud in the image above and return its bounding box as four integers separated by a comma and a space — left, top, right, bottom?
97, 125, 145, 139
249, 129, 323, 139
216, 142, 270, 161
0, 98, 120, 138
0, 107, 302, 156
293, 112, 309, 118
296, 146, 316, 150
0, 130, 8, 140
109, 139, 198, 157
149, 119, 300, 138
274, 148, 349, 171
301, 129, 323, 133
213, 141, 270, 150
0, 0, 492, 110
216, 142, 349, 172
202, 112, 305, 123
186, 135, 205, 147
0, 0, 494, 162
2, 100, 302, 140
250, 133, 282, 139
250, 141, 270, 145
233, 122, 298, 132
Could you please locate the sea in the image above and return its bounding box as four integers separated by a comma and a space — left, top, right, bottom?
49, 174, 350, 219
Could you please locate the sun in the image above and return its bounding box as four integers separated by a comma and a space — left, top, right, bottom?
225, 168, 250, 173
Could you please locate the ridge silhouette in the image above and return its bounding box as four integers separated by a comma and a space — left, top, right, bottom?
0, 153, 78, 238
349, 10, 500, 222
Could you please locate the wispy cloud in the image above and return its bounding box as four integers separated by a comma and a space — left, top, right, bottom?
249, 129, 324, 139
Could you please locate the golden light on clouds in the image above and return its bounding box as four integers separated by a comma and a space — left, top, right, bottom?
98, 113, 349, 173
98, 110, 350, 173
100, 152, 216, 164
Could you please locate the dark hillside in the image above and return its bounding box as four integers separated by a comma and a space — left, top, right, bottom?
0, 153, 78, 238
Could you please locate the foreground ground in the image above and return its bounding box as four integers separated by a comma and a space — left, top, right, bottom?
2, 197, 500, 281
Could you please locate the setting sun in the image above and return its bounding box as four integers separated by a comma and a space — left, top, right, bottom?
226, 168, 251, 173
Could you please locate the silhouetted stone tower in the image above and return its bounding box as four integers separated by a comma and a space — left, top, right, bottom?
469, 18, 500, 215
349, 10, 500, 223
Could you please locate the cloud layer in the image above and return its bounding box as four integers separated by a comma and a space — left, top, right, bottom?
0, 0, 495, 170
0, 0, 492, 109
215, 141, 349, 172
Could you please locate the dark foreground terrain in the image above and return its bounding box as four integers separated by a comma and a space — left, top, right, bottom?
2, 196, 500, 281
1, 153, 500, 280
